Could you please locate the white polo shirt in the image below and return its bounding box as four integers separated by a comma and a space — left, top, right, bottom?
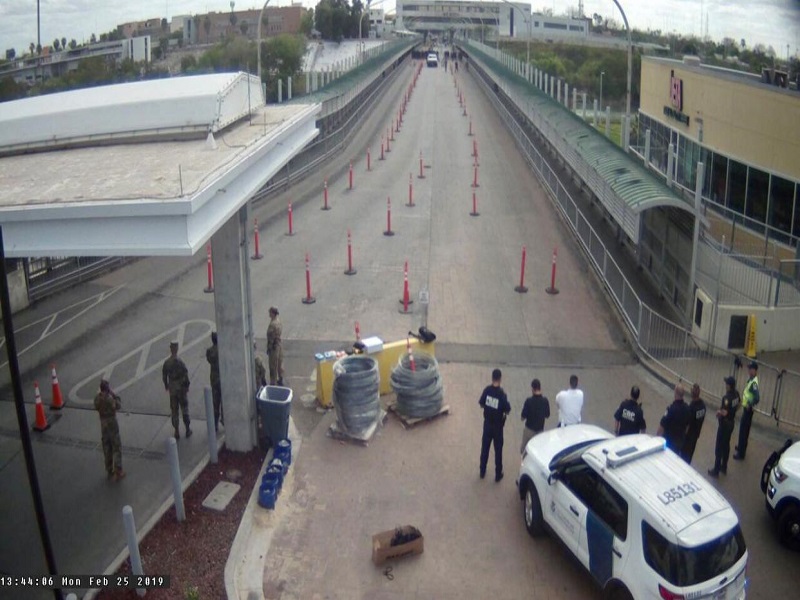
556, 388, 584, 426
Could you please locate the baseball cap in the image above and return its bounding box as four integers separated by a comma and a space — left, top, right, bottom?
724, 376, 736, 386
748, 361, 758, 370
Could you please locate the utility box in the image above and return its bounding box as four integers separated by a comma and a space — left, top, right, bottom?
256, 385, 292, 449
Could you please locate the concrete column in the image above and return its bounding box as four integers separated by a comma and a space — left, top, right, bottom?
623, 115, 630, 151
688, 162, 706, 321
305, 72, 310, 95
557, 80, 561, 103
593, 99, 598, 126
666, 142, 675, 187
644, 129, 651, 167
564, 84, 569, 108
211, 206, 257, 452
572, 87, 577, 111
550, 76, 554, 98
605, 106, 611, 137
582, 93, 587, 119
278, 79, 283, 103
288, 76, 292, 100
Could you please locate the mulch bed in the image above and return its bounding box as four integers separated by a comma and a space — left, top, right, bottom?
95, 445, 265, 600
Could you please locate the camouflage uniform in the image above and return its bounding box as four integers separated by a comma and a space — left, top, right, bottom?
162, 351, 191, 437
254, 354, 267, 388
94, 387, 123, 478
267, 315, 285, 385
206, 341, 222, 431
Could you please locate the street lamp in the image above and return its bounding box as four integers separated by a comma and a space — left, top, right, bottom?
496, 0, 531, 78
610, 0, 632, 145
358, 0, 373, 63
256, 0, 272, 88
599, 70, 604, 121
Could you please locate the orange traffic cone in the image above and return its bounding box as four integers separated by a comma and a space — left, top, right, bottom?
33, 382, 50, 432
50, 365, 65, 410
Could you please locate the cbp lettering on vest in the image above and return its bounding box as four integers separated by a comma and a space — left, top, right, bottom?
734, 362, 760, 461
614, 385, 646, 436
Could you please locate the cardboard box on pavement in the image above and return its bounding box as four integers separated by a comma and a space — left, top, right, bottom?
371, 525, 424, 565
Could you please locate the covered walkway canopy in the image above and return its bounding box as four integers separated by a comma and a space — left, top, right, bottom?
0, 72, 320, 453
0, 72, 318, 257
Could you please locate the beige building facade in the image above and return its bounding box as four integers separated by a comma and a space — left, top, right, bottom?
636, 56, 800, 247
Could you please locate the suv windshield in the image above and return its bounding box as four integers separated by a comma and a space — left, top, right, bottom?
642, 522, 746, 587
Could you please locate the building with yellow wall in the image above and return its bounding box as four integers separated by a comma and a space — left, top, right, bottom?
635, 56, 800, 248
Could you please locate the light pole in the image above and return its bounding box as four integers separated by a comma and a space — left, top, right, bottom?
256, 0, 272, 87
358, 0, 372, 63
599, 70, 604, 124
496, 0, 530, 76
610, 0, 632, 143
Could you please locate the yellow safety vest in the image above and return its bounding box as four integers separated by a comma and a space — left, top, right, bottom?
742, 376, 759, 408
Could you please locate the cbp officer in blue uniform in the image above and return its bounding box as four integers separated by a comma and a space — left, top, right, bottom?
479, 368, 511, 482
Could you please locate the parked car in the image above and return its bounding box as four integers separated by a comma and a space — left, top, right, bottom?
762, 438, 800, 550
518, 425, 748, 600
426, 52, 438, 68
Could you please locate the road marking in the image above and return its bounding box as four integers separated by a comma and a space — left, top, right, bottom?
68, 319, 214, 405
0, 284, 125, 368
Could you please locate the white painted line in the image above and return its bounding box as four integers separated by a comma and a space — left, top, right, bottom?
0, 284, 125, 368
67, 319, 215, 405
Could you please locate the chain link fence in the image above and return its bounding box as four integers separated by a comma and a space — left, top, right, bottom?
465, 41, 800, 431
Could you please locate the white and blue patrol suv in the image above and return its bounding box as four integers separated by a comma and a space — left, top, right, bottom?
518, 425, 748, 600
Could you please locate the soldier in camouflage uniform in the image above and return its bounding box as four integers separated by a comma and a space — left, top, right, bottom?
206, 332, 222, 432
162, 340, 192, 439
267, 307, 285, 386
94, 379, 125, 481
254, 343, 267, 388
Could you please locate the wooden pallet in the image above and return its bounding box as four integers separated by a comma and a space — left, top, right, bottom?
386, 400, 450, 430
327, 410, 387, 447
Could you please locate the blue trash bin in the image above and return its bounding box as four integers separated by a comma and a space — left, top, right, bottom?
275, 439, 292, 466
258, 482, 277, 509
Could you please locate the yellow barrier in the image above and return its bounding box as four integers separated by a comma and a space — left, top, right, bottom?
746, 314, 758, 359
315, 338, 436, 408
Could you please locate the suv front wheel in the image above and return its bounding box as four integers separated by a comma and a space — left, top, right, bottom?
778, 504, 800, 551
523, 481, 545, 537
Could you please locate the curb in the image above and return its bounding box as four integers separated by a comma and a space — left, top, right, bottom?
84, 435, 225, 600
224, 418, 302, 600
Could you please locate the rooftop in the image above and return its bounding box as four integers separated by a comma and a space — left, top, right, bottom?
0, 73, 319, 257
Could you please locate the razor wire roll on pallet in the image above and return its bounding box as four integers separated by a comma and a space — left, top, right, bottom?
390, 351, 443, 419
333, 355, 381, 437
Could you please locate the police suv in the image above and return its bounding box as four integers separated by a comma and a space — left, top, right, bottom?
518, 425, 748, 600
761, 438, 800, 550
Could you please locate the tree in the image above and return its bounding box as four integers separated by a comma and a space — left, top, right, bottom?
240, 20, 249, 36
62, 37, 67, 50
181, 54, 198, 72
0, 75, 26, 102
69, 39, 77, 50
53, 39, 61, 51
204, 16, 212, 41
29, 42, 35, 55
6, 48, 15, 60
300, 9, 314, 36
90, 33, 97, 44
230, 12, 238, 29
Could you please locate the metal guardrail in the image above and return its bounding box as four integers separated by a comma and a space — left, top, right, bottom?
465, 42, 800, 430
